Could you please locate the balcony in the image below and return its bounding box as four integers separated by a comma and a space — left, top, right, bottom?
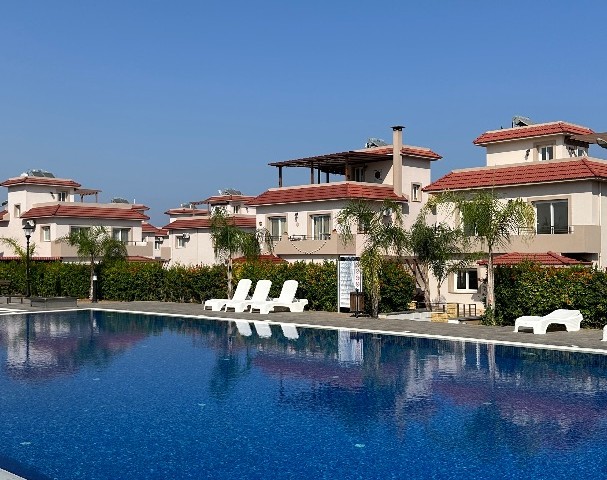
50, 241, 154, 259
271, 232, 358, 257
494, 225, 601, 254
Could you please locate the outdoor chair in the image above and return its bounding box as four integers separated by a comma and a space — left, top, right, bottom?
203, 279, 252, 311
224, 280, 272, 313
514, 309, 583, 335
248, 280, 308, 314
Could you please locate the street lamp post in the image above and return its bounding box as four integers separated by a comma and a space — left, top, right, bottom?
23, 221, 35, 298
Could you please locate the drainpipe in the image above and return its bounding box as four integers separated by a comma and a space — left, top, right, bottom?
392, 125, 404, 197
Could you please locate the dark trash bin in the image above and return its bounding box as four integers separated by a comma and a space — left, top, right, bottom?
349, 291, 364, 317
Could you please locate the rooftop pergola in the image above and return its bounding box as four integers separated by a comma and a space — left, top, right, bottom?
570, 132, 607, 148
74, 188, 101, 202
268, 150, 394, 187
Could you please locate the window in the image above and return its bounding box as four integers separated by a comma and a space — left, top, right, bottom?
41, 226, 51, 242
268, 217, 287, 240
154, 237, 163, 250
233, 205, 240, 214
411, 183, 421, 202
176, 235, 187, 248
353, 166, 365, 182
455, 269, 479, 292
70, 226, 90, 235
14, 204, 20, 218
112, 228, 130, 243
577, 147, 586, 157
538, 144, 554, 161
311, 214, 331, 240
57, 191, 68, 202
535, 200, 568, 234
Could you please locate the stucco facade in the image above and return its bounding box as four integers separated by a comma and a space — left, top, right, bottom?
0, 172, 153, 261
425, 120, 605, 309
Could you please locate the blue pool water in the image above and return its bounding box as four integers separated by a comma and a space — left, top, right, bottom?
1, 311, 607, 479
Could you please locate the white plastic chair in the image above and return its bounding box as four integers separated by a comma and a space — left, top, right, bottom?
203, 279, 252, 311
249, 280, 309, 314
224, 280, 272, 313
514, 309, 582, 335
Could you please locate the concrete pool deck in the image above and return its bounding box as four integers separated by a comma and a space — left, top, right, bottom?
3, 299, 607, 355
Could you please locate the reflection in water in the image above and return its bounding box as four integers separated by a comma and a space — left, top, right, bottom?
0, 311, 606, 479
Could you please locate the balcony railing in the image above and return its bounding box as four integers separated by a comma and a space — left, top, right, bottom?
536, 225, 572, 235
273, 234, 333, 242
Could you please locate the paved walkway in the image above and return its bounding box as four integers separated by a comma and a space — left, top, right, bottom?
5, 299, 606, 355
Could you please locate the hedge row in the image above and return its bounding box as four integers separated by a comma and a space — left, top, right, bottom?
494, 263, 607, 329
0, 259, 415, 314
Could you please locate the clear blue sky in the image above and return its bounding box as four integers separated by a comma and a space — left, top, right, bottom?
1, 0, 606, 225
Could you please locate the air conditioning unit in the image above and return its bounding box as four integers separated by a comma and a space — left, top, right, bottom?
182, 233, 190, 240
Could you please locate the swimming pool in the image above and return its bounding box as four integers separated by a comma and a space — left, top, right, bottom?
0, 310, 606, 479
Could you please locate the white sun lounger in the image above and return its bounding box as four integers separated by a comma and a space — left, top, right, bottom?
234, 320, 252, 336
224, 280, 272, 313
203, 279, 252, 311
280, 323, 299, 340
249, 280, 309, 314
253, 321, 272, 338
514, 309, 583, 335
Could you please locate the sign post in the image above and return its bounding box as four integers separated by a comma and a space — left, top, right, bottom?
338, 256, 362, 312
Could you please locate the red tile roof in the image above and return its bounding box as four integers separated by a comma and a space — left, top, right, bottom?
131, 204, 150, 211
0, 256, 62, 262
0, 176, 81, 188
424, 158, 607, 192
164, 216, 256, 231
203, 194, 255, 204
248, 182, 408, 206
21, 204, 150, 221
142, 222, 169, 236
473, 121, 593, 145
164, 208, 209, 216
233, 254, 286, 264
478, 252, 591, 266
360, 145, 442, 160
126, 256, 163, 263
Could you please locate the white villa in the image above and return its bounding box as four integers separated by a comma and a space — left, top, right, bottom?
6, 117, 607, 315
163, 193, 257, 266
0, 170, 154, 261
248, 126, 441, 262
424, 119, 607, 308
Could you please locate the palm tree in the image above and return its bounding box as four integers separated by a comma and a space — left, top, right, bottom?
60, 226, 127, 299
0, 236, 36, 259
337, 199, 406, 318
210, 208, 272, 299
406, 213, 474, 309
431, 190, 535, 312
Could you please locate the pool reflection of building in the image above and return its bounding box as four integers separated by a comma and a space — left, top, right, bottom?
246, 331, 607, 451
1, 311, 607, 454
0, 312, 147, 380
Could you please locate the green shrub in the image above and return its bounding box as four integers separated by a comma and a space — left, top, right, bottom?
377, 260, 416, 314
494, 263, 605, 328
0, 258, 416, 313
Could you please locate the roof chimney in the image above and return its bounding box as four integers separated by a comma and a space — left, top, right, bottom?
391, 125, 404, 196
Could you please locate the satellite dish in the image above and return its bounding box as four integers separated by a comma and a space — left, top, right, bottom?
365, 137, 388, 148
597, 138, 607, 149
512, 116, 534, 128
